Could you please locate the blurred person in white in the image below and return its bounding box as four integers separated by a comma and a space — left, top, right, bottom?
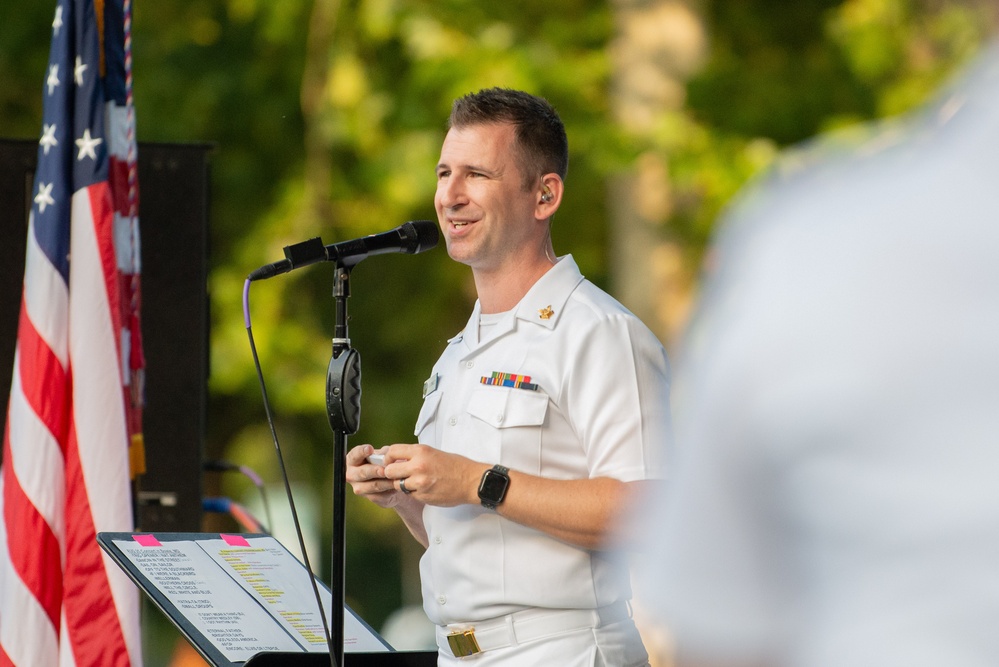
635, 40, 999, 667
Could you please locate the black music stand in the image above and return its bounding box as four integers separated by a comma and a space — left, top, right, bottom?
97, 532, 435, 666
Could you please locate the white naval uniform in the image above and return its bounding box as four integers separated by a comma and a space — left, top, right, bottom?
414, 255, 671, 664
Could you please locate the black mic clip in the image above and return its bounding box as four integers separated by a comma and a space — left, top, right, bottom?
248, 237, 327, 281
284, 236, 327, 267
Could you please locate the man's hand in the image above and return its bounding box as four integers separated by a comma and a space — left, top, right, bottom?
345, 444, 397, 506
345, 443, 432, 547
379, 444, 488, 508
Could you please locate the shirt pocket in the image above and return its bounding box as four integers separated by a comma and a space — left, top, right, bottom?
466, 386, 549, 467
467, 386, 549, 428
413, 390, 442, 441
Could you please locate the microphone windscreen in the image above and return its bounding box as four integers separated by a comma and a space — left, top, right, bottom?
404, 220, 439, 254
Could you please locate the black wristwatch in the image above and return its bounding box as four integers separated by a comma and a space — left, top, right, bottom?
478, 464, 510, 510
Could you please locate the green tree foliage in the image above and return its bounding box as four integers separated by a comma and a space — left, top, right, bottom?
657, 0, 995, 259
1, 0, 993, 643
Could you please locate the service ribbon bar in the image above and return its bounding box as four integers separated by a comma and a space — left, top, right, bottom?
480, 372, 538, 391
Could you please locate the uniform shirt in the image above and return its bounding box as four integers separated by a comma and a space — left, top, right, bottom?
415, 255, 672, 626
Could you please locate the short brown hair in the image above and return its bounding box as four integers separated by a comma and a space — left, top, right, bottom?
448, 88, 569, 189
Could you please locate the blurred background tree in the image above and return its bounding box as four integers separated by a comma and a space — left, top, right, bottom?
1, 0, 995, 662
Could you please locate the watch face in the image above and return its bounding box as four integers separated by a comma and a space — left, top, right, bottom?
480, 470, 508, 500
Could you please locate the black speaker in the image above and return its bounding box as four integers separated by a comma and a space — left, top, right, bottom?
0, 138, 211, 532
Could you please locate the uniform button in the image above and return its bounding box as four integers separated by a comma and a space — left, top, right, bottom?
495, 414, 504, 424
465, 361, 474, 369
434, 536, 443, 544
448, 417, 457, 426
438, 595, 447, 605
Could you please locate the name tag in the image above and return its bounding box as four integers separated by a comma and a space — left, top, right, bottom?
422, 373, 440, 398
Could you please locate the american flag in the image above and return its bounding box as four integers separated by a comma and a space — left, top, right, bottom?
0, 0, 144, 665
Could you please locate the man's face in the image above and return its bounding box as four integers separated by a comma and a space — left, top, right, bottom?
434, 122, 541, 274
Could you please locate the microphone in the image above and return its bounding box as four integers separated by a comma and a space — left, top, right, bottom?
248, 219, 439, 281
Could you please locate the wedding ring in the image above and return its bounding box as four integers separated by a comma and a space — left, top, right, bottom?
399, 478, 411, 494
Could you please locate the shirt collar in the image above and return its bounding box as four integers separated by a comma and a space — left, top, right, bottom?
512, 254, 584, 330
454, 255, 585, 350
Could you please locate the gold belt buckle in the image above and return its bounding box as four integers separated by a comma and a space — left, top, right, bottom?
446, 627, 481, 657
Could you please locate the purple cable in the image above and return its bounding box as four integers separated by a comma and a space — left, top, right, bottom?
238, 465, 264, 488
243, 278, 252, 328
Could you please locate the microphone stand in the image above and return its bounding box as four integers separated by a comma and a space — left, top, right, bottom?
325, 263, 362, 667
245, 223, 438, 667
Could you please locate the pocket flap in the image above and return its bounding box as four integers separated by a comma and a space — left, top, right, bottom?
467, 386, 549, 428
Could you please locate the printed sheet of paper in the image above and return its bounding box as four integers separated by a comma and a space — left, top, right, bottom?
199, 535, 389, 652
199, 535, 331, 652
113, 537, 302, 662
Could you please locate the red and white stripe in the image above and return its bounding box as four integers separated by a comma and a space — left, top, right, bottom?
0, 186, 141, 666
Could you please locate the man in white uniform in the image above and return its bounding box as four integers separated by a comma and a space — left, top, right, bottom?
346, 88, 671, 665
637, 42, 999, 667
